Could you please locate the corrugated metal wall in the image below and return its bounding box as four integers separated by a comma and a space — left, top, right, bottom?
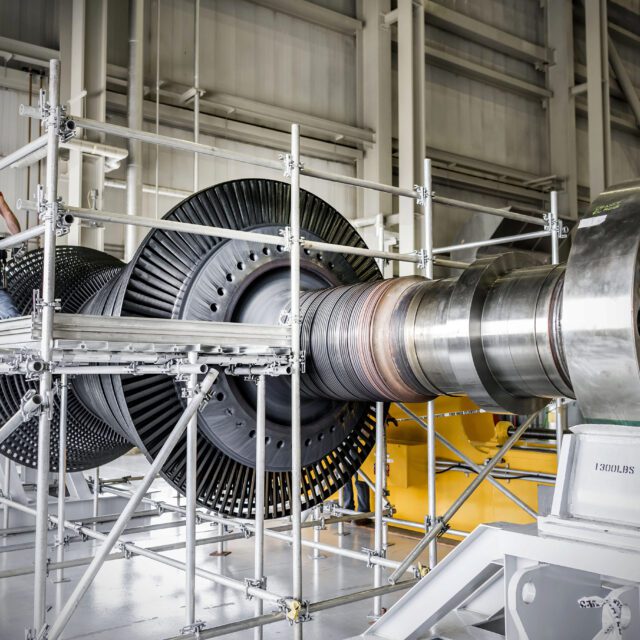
0, 0, 639, 253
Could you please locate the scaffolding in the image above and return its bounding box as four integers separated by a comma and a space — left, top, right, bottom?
0, 59, 566, 640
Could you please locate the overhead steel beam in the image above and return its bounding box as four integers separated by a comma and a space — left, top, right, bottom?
247, 0, 362, 35
106, 63, 374, 148
424, 44, 551, 101
389, 36, 550, 100
386, 2, 551, 66
576, 99, 640, 137
607, 35, 640, 130
105, 91, 363, 165
0, 36, 58, 66
423, 0, 550, 66
546, 0, 579, 219
609, 21, 640, 48
607, 0, 640, 42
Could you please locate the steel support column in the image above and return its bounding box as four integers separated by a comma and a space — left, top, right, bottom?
585, 0, 612, 197
58, 0, 85, 247
360, 0, 392, 224
78, 0, 108, 250
125, 0, 144, 261
193, 0, 200, 191
57, 0, 107, 249
546, 1, 578, 220
397, 0, 416, 276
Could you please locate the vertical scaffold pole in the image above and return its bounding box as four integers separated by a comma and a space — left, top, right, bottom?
549, 190, 564, 460
253, 374, 266, 640
423, 158, 437, 569
55, 374, 69, 584
373, 210, 388, 616
33, 57, 61, 635
92, 466, 100, 530
289, 123, 303, 639
372, 401, 387, 617
185, 351, 199, 628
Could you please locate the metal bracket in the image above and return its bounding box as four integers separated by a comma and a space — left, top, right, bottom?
33, 294, 62, 314
118, 542, 134, 559
436, 517, 450, 537
279, 225, 304, 252
26, 623, 49, 640
40, 91, 75, 143
415, 248, 433, 271
194, 382, 213, 405
361, 546, 385, 568
20, 389, 43, 421
414, 562, 430, 579
179, 621, 206, 637
414, 185, 433, 206
278, 307, 291, 326
577, 586, 634, 638
244, 576, 265, 600
280, 153, 304, 178
543, 213, 569, 239
280, 598, 311, 625
55, 207, 72, 238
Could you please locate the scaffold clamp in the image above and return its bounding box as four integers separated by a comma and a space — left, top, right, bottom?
244, 576, 265, 600
361, 546, 385, 568
543, 213, 568, 238
26, 622, 50, 640
179, 620, 206, 637
281, 598, 311, 625
280, 153, 304, 178
414, 184, 433, 206
416, 248, 433, 271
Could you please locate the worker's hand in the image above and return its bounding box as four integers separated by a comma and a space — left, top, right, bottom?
0, 192, 21, 235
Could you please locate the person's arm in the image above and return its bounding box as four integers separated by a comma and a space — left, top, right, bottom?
0, 192, 21, 235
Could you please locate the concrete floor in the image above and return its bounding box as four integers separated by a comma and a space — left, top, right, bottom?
0, 453, 454, 639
